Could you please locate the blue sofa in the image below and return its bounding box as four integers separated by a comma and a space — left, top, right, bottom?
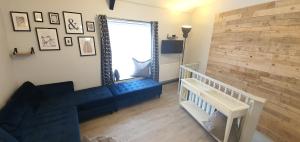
0, 81, 81, 142
0, 79, 162, 142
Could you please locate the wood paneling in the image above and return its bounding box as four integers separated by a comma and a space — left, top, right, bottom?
207, 1, 300, 142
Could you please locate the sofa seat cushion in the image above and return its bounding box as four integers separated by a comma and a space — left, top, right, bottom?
15, 107, 80, 142
0, 128, 18, 142
75, 86, 116, 122
109, 79, 162, 108
109, 79, 162, 96
75, 86, 114, 107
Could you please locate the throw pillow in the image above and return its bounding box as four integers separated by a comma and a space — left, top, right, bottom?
131, 58, 151, 78
0, 81, 44, 132
203, 111, 239, 142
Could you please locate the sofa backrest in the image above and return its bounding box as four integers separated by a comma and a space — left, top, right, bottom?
38, 81, 74, 97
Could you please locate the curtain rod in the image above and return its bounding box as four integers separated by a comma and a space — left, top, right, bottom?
106, 16, 151, 24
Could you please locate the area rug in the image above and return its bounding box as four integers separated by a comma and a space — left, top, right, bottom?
81, 136, 117, 142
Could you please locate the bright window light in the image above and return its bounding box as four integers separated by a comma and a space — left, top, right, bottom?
108, 19, 152, 80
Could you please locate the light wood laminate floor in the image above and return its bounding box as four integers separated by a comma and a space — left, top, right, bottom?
80, 82, 215, 142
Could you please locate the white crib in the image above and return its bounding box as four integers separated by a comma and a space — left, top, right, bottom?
178, 63, 266, 142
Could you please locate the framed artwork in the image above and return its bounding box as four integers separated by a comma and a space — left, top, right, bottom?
86, 21, 95, 32
78, 36, 96, 56
63, 11, 84, 34
33, 11, 43, 22
35, 28, 60, 51
64, 37, 73, 46
10, 11, 31, 32
49, 12, 60, 24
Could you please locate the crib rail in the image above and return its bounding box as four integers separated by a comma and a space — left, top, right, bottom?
179, 63, 266, 142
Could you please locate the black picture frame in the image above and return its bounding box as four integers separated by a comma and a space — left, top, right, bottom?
10, 11, 31, 32
33, 11, 43, 22
35, 27, 61, 51
63, 11, 84, 34
86, 21, 95, 32
78, 36, 96, 56
48, 12, 60, 25
64, 37, 73, 46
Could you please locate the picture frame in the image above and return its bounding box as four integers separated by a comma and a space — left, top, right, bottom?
63, 11, 84, 34
49, 12, 60, 24
86, 21, 95, 32
33, 11, 43, 22
64, 37, 73, 46
10, 11, 31, 32
35, 27, 60, 51
78, 36, 96, 56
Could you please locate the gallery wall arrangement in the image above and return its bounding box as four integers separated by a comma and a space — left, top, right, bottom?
9, 10, 96, 57
206, 1, 300, 142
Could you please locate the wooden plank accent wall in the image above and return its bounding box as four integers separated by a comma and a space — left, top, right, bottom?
206, 0, 300, 141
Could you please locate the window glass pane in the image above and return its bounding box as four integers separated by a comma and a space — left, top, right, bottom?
108, 19, 152, 80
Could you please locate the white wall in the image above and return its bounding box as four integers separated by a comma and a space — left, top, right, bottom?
1, 0, 191, 90
186, 0, 274, 73
0, 3, 16, 108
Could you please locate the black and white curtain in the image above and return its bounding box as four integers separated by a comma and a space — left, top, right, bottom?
150, 21, 159, 81
99, 15, 114, 85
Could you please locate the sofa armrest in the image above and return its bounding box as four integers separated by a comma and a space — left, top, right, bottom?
38, 81, 74, 97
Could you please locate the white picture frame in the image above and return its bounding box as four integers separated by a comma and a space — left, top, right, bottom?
33, 11, 43, 22
36, 28, 60, 51
63, 11, 84, 34
10, 11, 31, 31
78, 36, 96, 56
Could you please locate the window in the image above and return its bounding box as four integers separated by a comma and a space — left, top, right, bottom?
108, 19, 152, 81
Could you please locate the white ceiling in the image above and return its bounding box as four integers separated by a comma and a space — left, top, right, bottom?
119, 0, 171, 8
119, 0, 209, 12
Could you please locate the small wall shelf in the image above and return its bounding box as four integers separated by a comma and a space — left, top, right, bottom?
11, 47, 35, 57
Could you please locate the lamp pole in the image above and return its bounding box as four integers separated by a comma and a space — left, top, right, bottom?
181, 25, 192, 65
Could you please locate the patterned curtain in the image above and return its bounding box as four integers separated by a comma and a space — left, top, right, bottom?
99, 15, 114, 85
150, 21, 159, 81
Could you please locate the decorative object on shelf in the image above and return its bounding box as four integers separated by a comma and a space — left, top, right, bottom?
167, 34, 177, 40
49, 12, 60, 24
11, 47, 35, 57
78, 36, 96, 56
36, 27, 60, 51
63, 11, 84, 34
10, 11, 31, 32
64, 37, 73, 46
181, 25, 192, 65
86, 21, 95, 32
33, 11, 43, 22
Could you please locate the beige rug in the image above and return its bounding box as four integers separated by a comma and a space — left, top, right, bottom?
81, 136, 117, 142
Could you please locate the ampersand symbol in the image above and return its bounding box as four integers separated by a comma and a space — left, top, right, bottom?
68, 18, 79, 30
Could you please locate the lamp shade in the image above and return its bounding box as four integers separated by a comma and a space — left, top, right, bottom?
182, 25, 192, 38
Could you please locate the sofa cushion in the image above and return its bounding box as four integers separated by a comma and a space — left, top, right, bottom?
0, 128, 18, 142
0, 82, 43, 132
109, 79, 161, 96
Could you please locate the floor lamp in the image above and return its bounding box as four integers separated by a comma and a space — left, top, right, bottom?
181, 25, 192, 65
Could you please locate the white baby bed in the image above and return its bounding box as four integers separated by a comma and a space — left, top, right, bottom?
178, 63, 266, 142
